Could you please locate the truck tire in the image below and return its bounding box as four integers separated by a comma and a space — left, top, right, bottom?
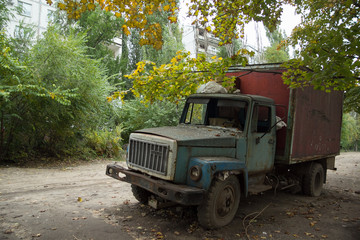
131, 185, 151, 204
197, 175, 240, 229
303, 163, 324, 197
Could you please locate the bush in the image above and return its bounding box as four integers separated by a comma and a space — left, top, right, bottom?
114, 98, 183, 142
86, 126, 123, 158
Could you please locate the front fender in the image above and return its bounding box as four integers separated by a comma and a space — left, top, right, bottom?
186, 157, 248, 193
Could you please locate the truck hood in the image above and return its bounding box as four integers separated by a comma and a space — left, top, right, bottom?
135, 125, 240, 147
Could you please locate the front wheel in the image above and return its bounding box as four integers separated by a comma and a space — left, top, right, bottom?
197, 175, 241, 229
131, 185, 151, 204
303, 163, 324, 197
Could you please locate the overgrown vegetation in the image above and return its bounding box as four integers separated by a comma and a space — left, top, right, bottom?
1, 0, 359, 164
113, 99, 182, 142
341, 112, 360, 152
0, 1, 184, 162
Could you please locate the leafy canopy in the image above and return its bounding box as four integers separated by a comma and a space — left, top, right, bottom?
110, 50, 251, 103
51, 0, 359, 104
282, 0, 360, 91
47, 0, 178, 50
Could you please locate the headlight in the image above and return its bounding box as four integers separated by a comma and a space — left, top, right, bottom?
189, 165, 202, 181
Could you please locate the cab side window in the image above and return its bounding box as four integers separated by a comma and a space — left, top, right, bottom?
252, 105, 271, 133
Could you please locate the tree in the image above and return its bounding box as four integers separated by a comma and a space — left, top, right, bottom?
0, 29, 77, 160
141, 9, 184, 66
283, 0, 359, 92
0, 24, 114, 160
263, 27, 289, 63
53, 5, 124, 84
48, 0, 178, 50
50, 0, 359, 92
218, 38, 243, 59
341, 112, 360, 151
111, 50, 251, 103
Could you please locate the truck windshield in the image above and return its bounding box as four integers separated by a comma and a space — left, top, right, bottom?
182, 98, 248, 131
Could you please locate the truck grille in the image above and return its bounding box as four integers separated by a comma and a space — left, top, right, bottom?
128, 139, 169, 175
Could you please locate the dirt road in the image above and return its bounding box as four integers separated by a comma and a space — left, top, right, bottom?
1, 152, 359, 240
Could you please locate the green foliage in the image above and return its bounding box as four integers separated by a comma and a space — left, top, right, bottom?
0, 24, 116, 161
217, 39, 243, 58
86, 126, 123, 158
114, 50, 251, 103
53, 5, 124, 84
9, 21, 36, 61
284, 0, 359, 91
341, 112, 360, 151
141, 8, 184, 66
344, 87, 360, 114
0, 0, 11, 29
263, 27, 289, 63
27, 26, 112, 154
114, 98, 182, 142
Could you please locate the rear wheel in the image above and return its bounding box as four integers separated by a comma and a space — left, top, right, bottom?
131, 185, 151, 204
303, 163, 324, 197
197, 175, 240, 229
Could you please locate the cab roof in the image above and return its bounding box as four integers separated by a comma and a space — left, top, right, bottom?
188, 93, 275, 105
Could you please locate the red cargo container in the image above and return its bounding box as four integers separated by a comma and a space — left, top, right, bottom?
227, 64, 343, 165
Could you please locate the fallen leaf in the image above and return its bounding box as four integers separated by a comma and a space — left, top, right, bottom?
174, 231, 180, 235
77, 197, 82, 202
310, 221, 317, 227
321, 235, 328, 239
32, 233, 41, 238
4, 229, 13, 234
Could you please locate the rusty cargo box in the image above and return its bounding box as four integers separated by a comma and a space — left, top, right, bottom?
227, 64, 343, 165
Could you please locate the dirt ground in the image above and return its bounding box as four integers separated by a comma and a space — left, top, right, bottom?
0, 152, 359, 240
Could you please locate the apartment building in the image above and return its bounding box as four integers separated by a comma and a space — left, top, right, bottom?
182, 24, 220, 59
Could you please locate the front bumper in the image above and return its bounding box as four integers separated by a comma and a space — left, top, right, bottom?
106, 163, 205, 205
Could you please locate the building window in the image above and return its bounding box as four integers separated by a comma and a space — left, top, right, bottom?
198, 29, 205, 37
18, 1, 32, 17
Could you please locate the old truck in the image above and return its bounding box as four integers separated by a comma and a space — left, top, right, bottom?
106, 64, 343, 229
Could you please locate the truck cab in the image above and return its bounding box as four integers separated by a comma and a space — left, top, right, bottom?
107, 93, 279, 228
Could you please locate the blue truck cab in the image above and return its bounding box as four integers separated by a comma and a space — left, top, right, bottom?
107, 93, 279, 228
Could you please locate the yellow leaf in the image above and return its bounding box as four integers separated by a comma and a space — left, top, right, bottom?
115, 12, 121, 18
57, 3, 66, 10
87, 3, 96, 11
163, 5, 170, 11
168, 16, 177, 23
122, 25, 130, 36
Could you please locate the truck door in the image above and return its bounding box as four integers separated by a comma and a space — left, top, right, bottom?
247, 104, 276, 176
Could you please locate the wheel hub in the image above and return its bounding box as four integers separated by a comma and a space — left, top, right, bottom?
216, 186, 235, 217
